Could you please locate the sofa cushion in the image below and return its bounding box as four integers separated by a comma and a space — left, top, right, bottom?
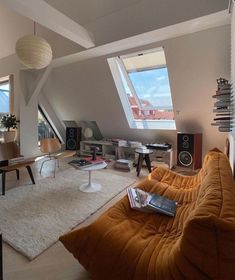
177, 151, 235, 279
60, 150, 235, 280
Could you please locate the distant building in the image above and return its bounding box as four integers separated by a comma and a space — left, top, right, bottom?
128, 95, 174, 120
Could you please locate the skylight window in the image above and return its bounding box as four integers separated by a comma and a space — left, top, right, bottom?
0, 81, 10, 114
108, 47, 176, 130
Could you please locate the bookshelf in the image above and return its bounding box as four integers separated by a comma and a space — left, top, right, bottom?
212, 78, 233, 132
80, 140, 174, 168
80, 140, 116, 159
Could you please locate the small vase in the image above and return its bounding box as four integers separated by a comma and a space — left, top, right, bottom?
3, 131, 16, 143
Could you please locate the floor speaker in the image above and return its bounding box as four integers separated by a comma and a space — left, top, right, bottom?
177, 133, 202, 170
66, 127, 81, 150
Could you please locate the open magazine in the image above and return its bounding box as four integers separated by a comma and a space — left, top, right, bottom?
127, 187, 177, 217
69, 157, 104, 169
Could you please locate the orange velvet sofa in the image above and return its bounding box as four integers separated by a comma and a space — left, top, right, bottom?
60, 150, 235, 280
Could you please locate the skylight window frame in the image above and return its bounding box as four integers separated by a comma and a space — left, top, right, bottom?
119, 49, 173, 112
116, 56, 142, 110
0, 75, 14, 115
107, 47, 176, 130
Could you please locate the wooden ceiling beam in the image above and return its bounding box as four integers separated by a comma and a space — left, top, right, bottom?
0, 0, 95, 49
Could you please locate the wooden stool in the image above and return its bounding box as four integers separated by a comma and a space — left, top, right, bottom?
135, 148, 153, 176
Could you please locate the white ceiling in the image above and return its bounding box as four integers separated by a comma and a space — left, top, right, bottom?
45, 0, 143, 26
0, 0, 229, 60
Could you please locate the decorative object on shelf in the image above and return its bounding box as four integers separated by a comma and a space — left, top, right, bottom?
211, 78, 233, 132
0, 114, 18, 143
15, 22, 52, 69
90, 146, 100, 160
84, 127, 93, 139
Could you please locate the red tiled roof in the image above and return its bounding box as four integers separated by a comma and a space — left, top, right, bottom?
128, 95, 174, 120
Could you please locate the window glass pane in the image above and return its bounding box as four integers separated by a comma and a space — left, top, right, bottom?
38, 108, 56, 142
128, 68, 172, 108
128, 68, 174, 120
0, 81, 10, 141
0, 82, 10, 115
107, 48, 176, 129
121, 49, 174, 121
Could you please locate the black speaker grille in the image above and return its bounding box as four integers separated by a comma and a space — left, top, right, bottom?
66, 127, 81, 150
178, 133, 194, 153
66, 138, 77, 150
178, 151, 193, 166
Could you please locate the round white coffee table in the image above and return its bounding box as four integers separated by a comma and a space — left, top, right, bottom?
79, 161, 107, 193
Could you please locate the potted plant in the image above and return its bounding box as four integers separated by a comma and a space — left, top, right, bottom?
0, 114, 18, 142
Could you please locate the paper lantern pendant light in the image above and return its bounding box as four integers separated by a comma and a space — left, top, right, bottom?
15, 35, 53, 69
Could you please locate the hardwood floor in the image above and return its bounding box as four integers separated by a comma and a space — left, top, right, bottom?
2, 157, 148, 280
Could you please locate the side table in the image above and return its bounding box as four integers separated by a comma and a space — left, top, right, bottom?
135, 148, 153, 176
79, 162, 107, 192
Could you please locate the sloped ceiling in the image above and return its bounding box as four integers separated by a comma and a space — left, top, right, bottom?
46, 0, 228, 45
0, 0, 229, 60
45, 0, 142, 24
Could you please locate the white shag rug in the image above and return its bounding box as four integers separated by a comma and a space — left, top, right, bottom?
0, 168, 135, 260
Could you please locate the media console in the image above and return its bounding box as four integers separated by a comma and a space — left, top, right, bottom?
80, 140, 115, 158
80, 140, 174, 169
151, 148, 174, 169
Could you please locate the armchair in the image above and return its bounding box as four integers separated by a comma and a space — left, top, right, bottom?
0, 142, 35, 195
39, 138, 76, 177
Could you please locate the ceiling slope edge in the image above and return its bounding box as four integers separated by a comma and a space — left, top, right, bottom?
52, 10, 230, 68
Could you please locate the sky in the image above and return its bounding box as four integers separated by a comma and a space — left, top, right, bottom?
128, 67, 173, 108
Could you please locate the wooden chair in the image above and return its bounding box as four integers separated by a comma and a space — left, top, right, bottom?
39, 138, 76, 177
0, 142, 35, 195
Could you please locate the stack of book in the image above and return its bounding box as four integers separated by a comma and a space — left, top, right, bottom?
127, 187, 177, 217
114, 159, 133, 171
211, 78, 233, 132
111, 138, 127, 147
69, 157, 104, 169
128, 141, 142, 148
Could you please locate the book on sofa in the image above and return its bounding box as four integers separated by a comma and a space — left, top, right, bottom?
127, 187, 177, 216
69, 158, 104, 169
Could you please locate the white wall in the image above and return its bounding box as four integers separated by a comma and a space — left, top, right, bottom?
0, 25, 229, 161
0, 54, 39, 157
43, 25, 230, 162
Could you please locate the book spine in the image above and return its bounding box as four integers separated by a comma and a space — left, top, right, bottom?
127, 188, 135, 208
147, 204, 175, 216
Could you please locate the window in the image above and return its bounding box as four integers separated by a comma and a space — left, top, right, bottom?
108, 48, 176, 130
38, 106, 58, 143
0, 75, 13, 140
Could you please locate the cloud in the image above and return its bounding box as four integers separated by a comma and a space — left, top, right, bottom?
156, 76, 166, 81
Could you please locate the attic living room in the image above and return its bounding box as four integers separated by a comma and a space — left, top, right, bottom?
0, 0, 235, 279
